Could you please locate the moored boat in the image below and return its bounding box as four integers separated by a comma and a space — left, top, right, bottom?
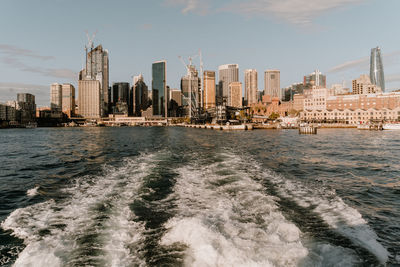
383, 123, 400, 130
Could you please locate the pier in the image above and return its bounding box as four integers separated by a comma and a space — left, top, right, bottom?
299, 125, 317, 134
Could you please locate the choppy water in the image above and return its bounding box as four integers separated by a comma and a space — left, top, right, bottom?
0, 127, 399, 266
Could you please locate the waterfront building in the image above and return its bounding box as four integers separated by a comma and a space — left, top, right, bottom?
352, 74, 382, 95
50, 83, 62, 111
244, 69, 258, 106
303, 88, 334, 112
370, 46, 385, 92
301, 90, 400, 124
293, 94, 304, 111
0, 103, 17, 122
78, 80, 101, 118
17, 93, 36, 123
181, 65, 201, 117
111, 82, 130, 115
304, 70, 326, 88
203, 70, 216, 109
218, 64, 239, 103
264, 69, 281, 99
170, 89, 182, 107
229, 82, 242, 108
152, 60, 167, 117
132, 74, 148, 116
80, 44, 109, 117
61, 84, 75, 118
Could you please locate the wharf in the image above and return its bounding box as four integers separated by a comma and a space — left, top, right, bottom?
179, 124, 254, 131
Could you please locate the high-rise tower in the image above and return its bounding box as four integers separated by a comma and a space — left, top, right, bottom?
79, 38, 109, 118
370, 46, 385, 92
264, 70, 281, 100
244, 69, 258, 106
152, 60, 167, 117
203, 71, 216, 109
218, 64, 239, 104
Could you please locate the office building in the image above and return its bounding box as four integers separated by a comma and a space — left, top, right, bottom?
78, 80, 101, 118
264, 69, 281, 99
61, 84, 75, 118
152, 60, 167, 117
304, 70, 326, 88
80, 43, 109, 117
111, 82, 130, 115
352, 74, 382, 95
229, 82, 242, 108
244, 69, 258, 106
17, 93, 36, 123
203, 70, 216, 109
50, 83, 62, 111
132, 74, 148, 116
218, 64, 239, 103
370, 46, 385, 92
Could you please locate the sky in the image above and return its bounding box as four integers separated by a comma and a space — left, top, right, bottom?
1, 0, 400, 106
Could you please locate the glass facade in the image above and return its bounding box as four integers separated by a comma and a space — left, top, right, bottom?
370, 47, 385, 92
152, 61, 166, 117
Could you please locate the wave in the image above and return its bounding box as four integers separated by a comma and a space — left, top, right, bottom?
160, 152, 308, 266
26, 186, 39, 197
259, 167, 389, 264
1, 153, 158, 267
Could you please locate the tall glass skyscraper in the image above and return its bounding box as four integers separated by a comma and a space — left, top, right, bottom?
152, 60, 167, 117
370, 46, 385, 92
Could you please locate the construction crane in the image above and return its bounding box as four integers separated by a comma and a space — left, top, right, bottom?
178, 53, 200, 120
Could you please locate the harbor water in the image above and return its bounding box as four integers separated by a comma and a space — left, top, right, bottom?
0, 127, 399, 266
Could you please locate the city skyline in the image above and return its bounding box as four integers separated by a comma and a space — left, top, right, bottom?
1, 0, 400, 106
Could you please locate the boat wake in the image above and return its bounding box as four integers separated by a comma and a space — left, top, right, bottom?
1, 153, 158, 266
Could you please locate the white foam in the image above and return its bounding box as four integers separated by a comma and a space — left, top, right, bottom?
26, 186, 39, 197
2, 153, 157, 266
261, 168, 389, 264
161, 152, 308, 266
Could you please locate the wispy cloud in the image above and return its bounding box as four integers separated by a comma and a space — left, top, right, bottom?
0, 44, 54, 60
328, 50, 400, 73
163, 0, 210, 15
328, 56, 369, 73
221, 0, 366, 26
0, 44, 76, 79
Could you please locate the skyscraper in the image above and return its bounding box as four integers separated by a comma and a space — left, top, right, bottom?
244, 69, 258, 106
61, 83, 75, 118
203, 70, 216, 109
17, 93, 36, 123
111, 82, 130, 115
304, 70, 326, 88
132, 74, 148, 116
370, 46, 385, 92
229, 82, 242, 108
218, 64, 239, 104
152, 60, 167, 117
80, 44, 109, 117
264, 70, 281, 99
181, 65, 201, 117
50, 83, 62, 111
78, 80, 101, 118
